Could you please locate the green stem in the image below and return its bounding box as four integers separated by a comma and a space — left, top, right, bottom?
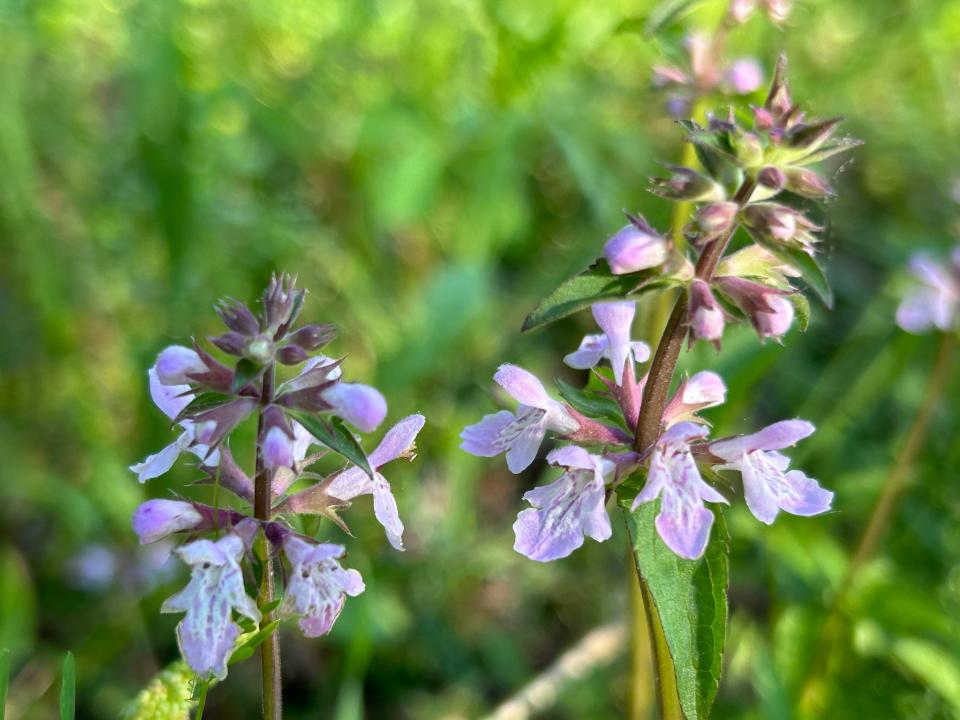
799, 331, 956, 715
628, 546, 654, 720
194, 682, 208, 720
254, 364, 282, 720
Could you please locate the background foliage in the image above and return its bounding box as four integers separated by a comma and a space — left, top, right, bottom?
1, 0, 959, 717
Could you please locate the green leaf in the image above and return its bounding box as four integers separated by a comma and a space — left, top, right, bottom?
1, 648, 9, 720
259, 598, 283, 615
790, 292, 811, 332
173, 391, 231, 423
231, 358, 264, 394
227, 646, 255, 666
59, 652, 75, 720
763, 243, 833, 308
522, 259, 663, 332
555, 377, 625, 428
286, 411, 374, 480
231, 620, 281, 665
623, 501, 730, 719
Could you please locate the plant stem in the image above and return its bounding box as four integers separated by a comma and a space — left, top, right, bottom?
255, 363, 282, 720
627, 546, 654, 720
799, 331, 956, 715
633, 176, 756, 453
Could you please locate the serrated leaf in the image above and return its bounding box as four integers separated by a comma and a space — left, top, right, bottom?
623, 501, 730, 720
286, 411, 374, 480
1, 648, 9, 720
60, 652, 75, 720
555, 377, 625, 428
174, 391, 232, 423
522, 259, 663, 332
231, 359, 263, 394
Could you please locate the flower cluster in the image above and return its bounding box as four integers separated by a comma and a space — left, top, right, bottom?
462, 57, 850, 562
895, 247, 960, 334
130, 275, 423, 681
461, 302, 831, 560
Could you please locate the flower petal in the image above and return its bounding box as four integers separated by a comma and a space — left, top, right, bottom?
129, 432, 192, 483
460, 411, 516, 457
778, 469, 834, 516
155, 346, 207, 386
546, 444, 595, 471
655, 501, 715, 560
326, 467, 373, 501
494, 364, 554, 410
563, 335, 606, 370
280, 537, 364, 638
592, 301, 636, 386
505, 421, 547, 473
132, 499, 204, 544
148, 368, 193, 420
372, 478, 405, 551
369, 414, 425, 467
324, 382, 387, 432
710, 419, 814, 460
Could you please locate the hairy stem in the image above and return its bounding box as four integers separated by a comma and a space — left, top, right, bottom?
633, 176, 756, 453
255, 364, 282, 720
799, 331, 956, 715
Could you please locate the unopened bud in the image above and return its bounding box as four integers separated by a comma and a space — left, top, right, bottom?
740, 203, 797, 243
651, 166, 725, 202
604, 218, 669, 274
757, 166, 786, 191
727, 58, 763, 95
785, 117, 842, 153
276, 345, 309, 365
688, 279, 725, 342
132, 499, 204, 544
696, 202, 738, 235
209, 332, 247, 356
715, 276, 795, 339
215, 299, 259, 335
784, 167, 834, 198
287, 324, 336, 352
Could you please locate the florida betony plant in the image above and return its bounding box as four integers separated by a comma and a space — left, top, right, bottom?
130, 275, 423, 718
462, 55, 858, 716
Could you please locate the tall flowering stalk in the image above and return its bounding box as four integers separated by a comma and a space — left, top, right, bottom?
130, 275, 423, 718
462, 56, 857, 716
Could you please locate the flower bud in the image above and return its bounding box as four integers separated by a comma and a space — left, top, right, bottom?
276, 344, 309, 365
209, 331, 247, 356
652, 65, 687, 88
263, 273, 306, 337
688, 279, 725, 342
715, 276, 794, 339
324, 382, 387, 433
785, 118, 842, 154
156, 346, 208, 385
651, 166, 725, 202
215, 299, 259, 335
695, 202, 738, 236
191, 398, 258, 451
757, 166, 786, 192
726, 58, 763, 95
263, 426, 295, 470
764, 54, 792, 121
784, 167, 834, 198
604, 218, 669, 275
132, 499, 204, 544
732, 131, 764, 168
287, 324, 336, 352
740, 203, 797, 243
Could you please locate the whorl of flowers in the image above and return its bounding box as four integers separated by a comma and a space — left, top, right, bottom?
461, 56, 856, 561
130, 275, 424, 680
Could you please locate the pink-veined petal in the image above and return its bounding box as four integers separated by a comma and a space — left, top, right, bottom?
505, 420, 548, 473
369, 414, 425, 467
592, 301, 636, 386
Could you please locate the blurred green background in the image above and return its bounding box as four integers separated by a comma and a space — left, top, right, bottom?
2, 0, 959, 717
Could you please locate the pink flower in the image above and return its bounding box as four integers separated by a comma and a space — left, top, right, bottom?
604, 219, 669, 275
710, 420, 832, 524
631, 423, 727, 560
689, 279, 725, 343
460, 365, 579, 473
161, 534, 260, 680
132, 499, 203, 544
280, 537, 364, 638
513, 446, 615, 562
896, 252, 960, 334
564, 301, 650, 386
726, 58, 763, 95
325, 414, 426, 551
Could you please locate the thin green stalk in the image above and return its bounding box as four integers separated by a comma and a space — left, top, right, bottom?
799, 331, 956, 715
194, 682, 208, 720
254, 364, 282, 720
628, 546, 654, 720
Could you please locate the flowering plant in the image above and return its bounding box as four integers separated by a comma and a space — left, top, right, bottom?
130, 275, 422, 717
462, 55, 857, 716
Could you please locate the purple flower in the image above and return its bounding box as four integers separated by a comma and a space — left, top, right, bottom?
155, 345, 208, 385
604, 221, 669, 275
564, 302, 650, 385
460, 365, 580, 473
710, 420, 833, 524
715, 276, 795, 340
726, 58, 763, 95
129, 368, 221, 482
132, 499, 204, 544
513, 446, 615, 562
161, 533, 260, 680
325, 414, 426, 550
263, 426, 295, 469
280, 536, 364, 638
631, 423, 728, 560
895, 252, 959, 334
